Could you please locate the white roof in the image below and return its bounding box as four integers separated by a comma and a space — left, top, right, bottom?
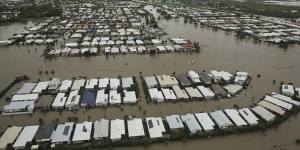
109, 90, 121, 105
13, 125, 39, 149
48, 78, 61, 90
194, 112, 215, 131
146, 117, 165, 138
238, 108, 259, 126
181, 113, 202, 133
156, 75, 178, 87
223, 84, 243, 94
121, 77, 133, 89
258, 100, 286, 116
197, 86, 215, 98
52, 93, 67, 108
51, 122, 74, 143
11, 94, 39, 102
65, 90, 80, 108
185, 87, 203, 98
16, 83, 37, 94
165, 115, 184, 130
0, 126, 23, 149
32, 81, 50, 93
224, 109, 248, 127
85, 79, 98, 89
110, 119, 125, 140
148, 88, 165, 102
271, 92, 300, 106
264, 95, 293, 110
96, 90, 108, 106
281, 84, 295, 96
93, 119, 109, 139
209, 110, 233, 129
161, 88, 177, 100
59, 79, 73, 92
72, 121, 92, 142
251, 106, 276, 122
188, 71, 201, 83
123, 90, 137, 103
144, 76, 158, 88
172, 85, 189, 99
3, 101, 35, 113
109, 78, 120, 90
71, 79, 86, 90
127, 118, 145, 137
98, 78, 109, 89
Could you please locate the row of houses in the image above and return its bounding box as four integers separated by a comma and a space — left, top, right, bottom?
144, 70, 248, 102
0, 107, 266, 150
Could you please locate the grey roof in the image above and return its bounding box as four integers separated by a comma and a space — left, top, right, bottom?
210, 110, 233, 129
175, 74, 191, 86
198, 73, 212, 85
36, 95, 54, 108
211, 84, 227, 97
35, 123, 56, 142
51, 122, 74, 143
16, 83, 37, 94
93, 119, 109, 139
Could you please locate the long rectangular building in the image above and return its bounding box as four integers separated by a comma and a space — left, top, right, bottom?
209, 110, 233, 129
224, 109, 248, 127
51, 122, 74, 144
251, 106, 276, 122
238, 108, 259, 126
13, 125, 39, 149
127, 118, 145, 138
146, 117, 165, 139
195, 112, 215, 131
258, 100, 286, 116
264, 95, 293, 110
271, 92, 300, 106
93, 119, 109, 140
0, 126, 23, 150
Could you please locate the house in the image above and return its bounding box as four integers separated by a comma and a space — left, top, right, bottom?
110, 78, 120, 90
0, 126, 23, 150
223, 84, 243, 95
258, 100, 286, 116
175, 74, 192, 86
48, 78, 61, 93
165, 115, 184, 131
71, 79, 86, 91
95, 89, 108, 106
13, 125, 39, 150
224, 109, 248, 127
81, 91, 96, 107
72, 121, 93, 143
127, 118, 145, 138
161, 88, 177, 101
16, 83, 37, 95
146, 117, 165, 139
51, 122, 74, 144
52, 93, 67, 110
197, 86, 215, 99
156, 74, 179, 87
210, 84, 227, 98
98, 78, 109, 89
110, 119, 125, 141
271, 92, 300, 106
144, 76, 158, 88
65, 90, 80, 110
234, 72, 248, 85
281, 84, 295, 96
194, 112, 215, 131
209, 110, 233, 129
34, 123, 56, 142
171, 85, 189, 100
238, 108, 259, 126
59, 79, 73, 92
148, 88, 165, 102
184, 87, 203, 100
3, 101, 35, 114
93, 119, 109, 140
122, 77, 134, 89
85, 79, 98, 90
11, 94, 39, 102
180, 113, 202, 134
198, 73, 212, 85
187, 71, 201, 84
109, 90, 121, 105
123, 90, 137, 104
251, 106, 276, 122
210, 70, 222, 83
264, 95, 293, 110
32, 81, 50, 94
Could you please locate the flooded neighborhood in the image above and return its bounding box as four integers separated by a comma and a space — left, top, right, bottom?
0, 0, 300, 149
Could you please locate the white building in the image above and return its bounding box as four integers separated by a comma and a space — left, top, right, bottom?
110, 78, 120, 90
13, 125, 39, 150
161, 88, 177, 101
165, 115, 184, 131
144, 76, 158, 88
71, 79, 86, 91
93, 119, 109, 140
95, 89, 108, 106
127, 118, 145, 138
194, 112, 215, 131
264, 95, 293, 110
48, 78, 61, 92
148, 88, 165, 102
11, 94, 39, 102
51, 122, 74, 144
59, 79, 73, 92
197, 86, 215, 99
172, 85, 189, 100
122, 77, 134, 89
156, 75, 178, 87
65, 90, 80, 110
72, 121, 92, 143
181, 113, 202, 134
209, 110, 233, 129
123, 90, 137, 104
16, 83, 37, 95
185, 87, 203, 99
146, 117, 165, 139
85, 79, 98, 90
0, 126, 23, 150
224, 109, 248, 127
234, 72, 248, 85
52, 93, 67, 109
110, 119, 125, 141
281, 84, 295, 96
238, 108, 259, 126
251, 106, 276, 122
3, 101, 35, 114
109, 90, 121, 105
187, 70, 201, 84
98, 78, 109, 89
271, 92, 300, 106
32, 81, 50, 94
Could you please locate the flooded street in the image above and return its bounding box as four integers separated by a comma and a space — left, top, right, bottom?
1, 9, 300, 149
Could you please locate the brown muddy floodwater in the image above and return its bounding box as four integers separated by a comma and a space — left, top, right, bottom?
1, 14, 300, 150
